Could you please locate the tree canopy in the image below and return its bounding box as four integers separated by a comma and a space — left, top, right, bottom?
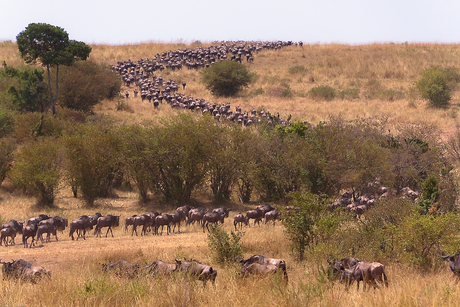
16, 23, 92, 115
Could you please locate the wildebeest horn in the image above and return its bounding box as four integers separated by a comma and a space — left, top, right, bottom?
175, 257, 181, 264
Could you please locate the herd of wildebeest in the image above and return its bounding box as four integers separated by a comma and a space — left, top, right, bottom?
113, 40, 304, 127
2, 200, 460, 289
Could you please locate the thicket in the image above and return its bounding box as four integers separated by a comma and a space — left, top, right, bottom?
416, 66, 460, 107
201, 60, 254, 97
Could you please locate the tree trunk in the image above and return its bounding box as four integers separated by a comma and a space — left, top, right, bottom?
46, 64, 55, 115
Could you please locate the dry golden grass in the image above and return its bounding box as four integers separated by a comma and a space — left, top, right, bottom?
3, 40, 460, 306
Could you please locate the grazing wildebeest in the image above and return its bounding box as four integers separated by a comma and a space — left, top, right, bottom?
125, 215, 137, 233
102, 259, 140, 279
239, 254, 288, 280
155, 214, 171, 235
264, 209, 280, 225
69, 216, 93, 240
327, 256, 359, 280
36, 223, 57, 243
245, 208, 264, 227
441, 253, 460, 284
341, 261, 388, 291
0, 259, 50, 283
233, 213, 249, 230
175, 257, 217, 286
22, 223, 38, 248
94, 215, 120, 238
202, 212, 225, 233
187, 208, 206, 226
145, 260, 178, 276
0, 227, 16, 246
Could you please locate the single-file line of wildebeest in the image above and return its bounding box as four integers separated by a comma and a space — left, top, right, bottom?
113, 41, 301, 128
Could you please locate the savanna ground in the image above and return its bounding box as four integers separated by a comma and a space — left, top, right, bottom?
2, 41, 460, 306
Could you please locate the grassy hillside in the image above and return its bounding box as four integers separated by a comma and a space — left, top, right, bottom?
2, 41, 460, 306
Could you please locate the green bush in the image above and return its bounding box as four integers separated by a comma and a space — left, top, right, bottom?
64, 124, 122, 206
0, 107, 15, 138
201, 60, 253, 97
59, 61, 121, 112
416, 66, 452, 107
308, 85, 336, 101
288, 65, 309, 75
10, 138, 62, 206
251, 87, 265, 96
337, 88, 360, 100
281, 86, 294, 98
206, 224, 244, 264
0, 137, 16, 184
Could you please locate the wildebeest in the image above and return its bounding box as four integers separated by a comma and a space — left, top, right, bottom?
187, 208, 206, 226
168, 209, 186, 234
441, 253, 460, 284
125, 215, 137, 233
264, 209, 280, 225
22, 223, 38, 248
1, 220, 24, 242
245, 209, 264, 227
132, 214, 155, 236
175, 257, 217, 286
38, 216, 67, 241
36, 223, 57, 243
145, 260, 178, 276
94, 215, 120, 238
341, 261, 388, 290
0, 226, 16, 246
0, 258, 50, 283
155, 214, 171, 235
212, 207, 231, 218
69, 215, 93, 240
102, 259, 140, 279
240, 263, 283, 279
202, 212, 225, 233
233, 213, 249, 230
327, 256, 359, 280
239, 254, 288, 280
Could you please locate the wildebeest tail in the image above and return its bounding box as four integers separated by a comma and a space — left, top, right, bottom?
383, 271, 388, 287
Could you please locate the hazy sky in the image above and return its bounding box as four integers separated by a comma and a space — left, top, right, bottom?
1, 0, 459, 45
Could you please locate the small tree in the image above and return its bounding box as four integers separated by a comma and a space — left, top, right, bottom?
10, 138, 62, 207
206, 224, 244, 264
16, 23, 92, 115
201, 60, 253, 97
416, 66, 452, 107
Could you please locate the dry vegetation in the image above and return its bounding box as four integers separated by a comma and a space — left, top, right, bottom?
2, 40, 460, 306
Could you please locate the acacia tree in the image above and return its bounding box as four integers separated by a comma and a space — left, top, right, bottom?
16, 23, 92, 115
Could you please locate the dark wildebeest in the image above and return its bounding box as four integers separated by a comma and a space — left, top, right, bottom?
441, 253, 460, 284
341, 261, 388, 291
187, 208, 206, 226
94, 215, 120, 238
155, 214, 171, 235
1, 220, 24, 243
212, 207, 231, 218
125, 215, 137, 233
132, 214, 154, 236
169, 209, 186, 234
233, 213, 249, 230
0, 227, 16, 246
239, 254, 288, 280
245, 208, 264, 227
202, 212, 225, 233
256, 203, 276, 214
38, 216, 67, 241
327, 256, 359, 280
145, 260, 178, 276
36, 223, 57, 243
69, 215, 93, 241
175, 257, 217, 286
265, 209, 281, 225
0, 259, 50, 283
102, 259, 140, 279
22, 223, 38, 248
